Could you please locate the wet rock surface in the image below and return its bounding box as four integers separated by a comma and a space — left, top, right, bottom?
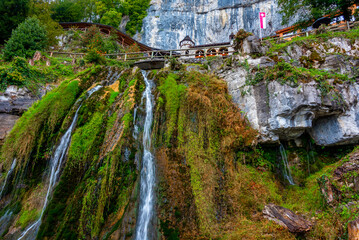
263, 203, 313, 233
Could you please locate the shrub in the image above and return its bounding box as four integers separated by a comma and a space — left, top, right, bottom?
80, 26, 121, 56
234, 29, 253, 51
85, 48, 106, 64
3, 17, 48, 61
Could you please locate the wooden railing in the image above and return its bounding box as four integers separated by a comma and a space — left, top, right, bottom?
270, 20, 359, 41
50, 20, 359, 61
49, 44, 234, 61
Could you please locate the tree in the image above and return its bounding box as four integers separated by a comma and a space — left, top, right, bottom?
119, 0, 151, 35
100, 8, 122, 28
279, 0, 359, 25
51, 0, 84, 22
3, 17, 47, 61
29, 0, 63, 46
0, 0, 30, 44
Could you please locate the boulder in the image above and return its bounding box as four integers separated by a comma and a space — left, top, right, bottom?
263, 203, 313, 233
242, 35, 265, 55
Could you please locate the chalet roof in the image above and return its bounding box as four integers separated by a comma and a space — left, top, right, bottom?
180, 35, 195, 46
59, 22, 155, 52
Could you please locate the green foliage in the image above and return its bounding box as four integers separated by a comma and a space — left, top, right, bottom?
29, 0, 62, 46
85, 48, 106, 64
0, 0, 29, 44
278, 0, 356, 26
51, 0, 84, 22
3, 17, 47, 61
0, 56, 74, 92
120, 0, 151, 35
77, 25, 122, 57
100, 8, 122, 28
158, 73, 187, 145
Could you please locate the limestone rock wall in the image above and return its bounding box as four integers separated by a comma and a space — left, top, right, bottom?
213, 37, 359, 146
139, 0, 297, 49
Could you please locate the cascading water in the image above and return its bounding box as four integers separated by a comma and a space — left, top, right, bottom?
135, 71, 156, 240
279, 144, 295, 185
18, 85, 102, 240
0, 158, 16, 198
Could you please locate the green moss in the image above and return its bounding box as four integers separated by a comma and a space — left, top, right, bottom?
121, 112, 133, 133
68, 112, 104, 168
1, 79, 81, 179
108, 90, 119, 106
158, 73, 187, 145
17, 209, 40, 229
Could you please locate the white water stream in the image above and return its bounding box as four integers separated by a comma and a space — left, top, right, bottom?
135, 71, 155, 240
18, 85, 102, 240
0, 158, 16, 198
279, 144, 295, 185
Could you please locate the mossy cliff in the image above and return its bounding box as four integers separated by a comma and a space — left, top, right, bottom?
0, 58, 358, 240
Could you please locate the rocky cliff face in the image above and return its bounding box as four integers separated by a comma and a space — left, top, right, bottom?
213, 36, 359, 146
139, 0, 296, 49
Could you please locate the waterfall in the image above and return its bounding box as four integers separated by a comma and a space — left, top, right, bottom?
18, 85, 102, 240
135, 71, 156, 240
279, 144, 295, 185
0, 158, 16, 198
